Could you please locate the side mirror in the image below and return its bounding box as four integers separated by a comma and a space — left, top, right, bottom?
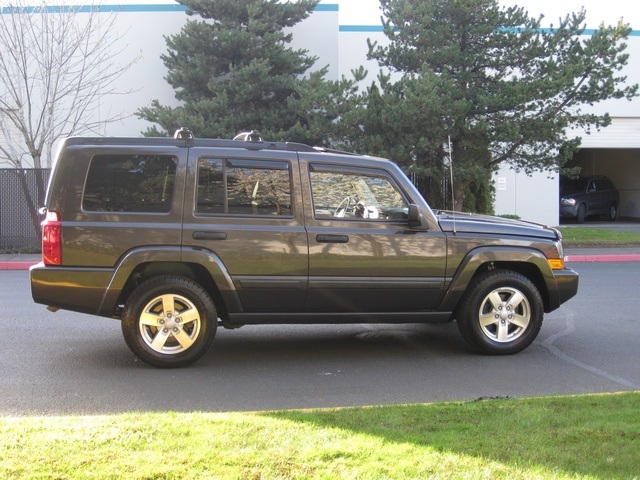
408, 204, 423, 228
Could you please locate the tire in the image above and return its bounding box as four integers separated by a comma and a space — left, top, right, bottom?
456, 270, 543, 355
122, 275, 217, 368
576, 204, 586, 224
607, 204, 617, 221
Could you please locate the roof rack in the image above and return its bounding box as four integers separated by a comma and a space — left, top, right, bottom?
233, 130, 263, 142
174, 127, 194, 139
65, 127, 361, 155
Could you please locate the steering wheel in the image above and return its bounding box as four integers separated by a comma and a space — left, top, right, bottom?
334, 196, 351, 217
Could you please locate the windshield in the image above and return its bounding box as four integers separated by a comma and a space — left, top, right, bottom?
560, 177, 588, 195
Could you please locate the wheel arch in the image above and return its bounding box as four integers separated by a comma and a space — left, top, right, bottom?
97, 246, 241, 319
441, 247, 557, 315
117, 262, 232, 320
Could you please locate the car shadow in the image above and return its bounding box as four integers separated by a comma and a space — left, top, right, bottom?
263, 395, 616, 479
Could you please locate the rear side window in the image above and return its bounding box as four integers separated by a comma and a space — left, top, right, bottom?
83, 155, 177, 213
197, 158, 292, 216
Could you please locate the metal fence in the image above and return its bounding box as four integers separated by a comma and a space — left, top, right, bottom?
0, 169, 50, 252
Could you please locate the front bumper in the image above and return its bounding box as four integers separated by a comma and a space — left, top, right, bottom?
559, 205, 579, 218
551, 267, 579, 309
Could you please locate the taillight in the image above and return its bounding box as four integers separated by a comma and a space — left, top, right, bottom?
42, 210, 62, 266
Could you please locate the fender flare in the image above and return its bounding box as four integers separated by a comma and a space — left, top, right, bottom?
439, 246, 558, 313
181, 247, 242, 312
97, 246, 242, 316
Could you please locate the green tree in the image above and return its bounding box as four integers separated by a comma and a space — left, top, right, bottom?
331, 72, 447, 206
364, 0, 638, 211
137, 0, 355, 144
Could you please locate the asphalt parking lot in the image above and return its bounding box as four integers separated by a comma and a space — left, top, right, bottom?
1, 261, 639, 415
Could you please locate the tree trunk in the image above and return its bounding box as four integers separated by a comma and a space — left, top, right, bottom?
453, 180, 466, 212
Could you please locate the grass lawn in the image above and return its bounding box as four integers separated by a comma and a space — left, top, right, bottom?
1, 392, 638, 479
558, 226, 640, 247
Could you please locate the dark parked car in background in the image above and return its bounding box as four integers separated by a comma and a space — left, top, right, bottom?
560, 175, 619, 223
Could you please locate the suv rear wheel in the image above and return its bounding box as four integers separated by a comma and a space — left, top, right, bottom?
457, 270, 543, 355
122, 275, 217, 368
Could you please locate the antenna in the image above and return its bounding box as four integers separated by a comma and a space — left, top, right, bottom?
448, 136, 456, 234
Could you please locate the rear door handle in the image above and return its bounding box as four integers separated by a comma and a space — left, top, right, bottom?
193, 231, 227, 240
316, 234, 349, 243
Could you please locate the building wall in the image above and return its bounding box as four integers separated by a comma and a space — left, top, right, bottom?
493, 168, 560, 226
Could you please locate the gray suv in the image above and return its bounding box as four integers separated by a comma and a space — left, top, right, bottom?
560, 175, 619, 223
31, 130, 578, 367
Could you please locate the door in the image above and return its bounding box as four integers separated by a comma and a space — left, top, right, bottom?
182, 148, 308, 313
303, 162, 447, 313
593, 178, 614, 215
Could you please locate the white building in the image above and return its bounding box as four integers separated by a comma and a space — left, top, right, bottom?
1, 0, 639, 225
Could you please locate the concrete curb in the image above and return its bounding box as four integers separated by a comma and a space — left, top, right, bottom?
0, 261, 38, 271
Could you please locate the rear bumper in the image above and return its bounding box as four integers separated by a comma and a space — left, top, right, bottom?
30, 263, 115, 317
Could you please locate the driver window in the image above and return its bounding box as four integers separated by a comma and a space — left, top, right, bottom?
310, 168, 408, 220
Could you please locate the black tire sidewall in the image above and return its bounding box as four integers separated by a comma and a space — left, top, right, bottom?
457, 270, 543, 355
122, 276, 217, 368
577, 204, 586, 223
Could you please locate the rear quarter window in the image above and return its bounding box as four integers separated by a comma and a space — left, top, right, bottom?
82, 154, 177, 213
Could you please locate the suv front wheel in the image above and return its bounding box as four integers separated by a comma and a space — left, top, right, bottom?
457, 270, 543, 355
122, 275, 217, 368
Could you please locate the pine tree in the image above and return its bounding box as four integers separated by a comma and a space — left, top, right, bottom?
138, 0, 351, 143
364, 0, 637, 211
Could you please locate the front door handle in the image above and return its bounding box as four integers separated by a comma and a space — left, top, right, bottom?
316, 234, 349, 243
193, 231, 227, 240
